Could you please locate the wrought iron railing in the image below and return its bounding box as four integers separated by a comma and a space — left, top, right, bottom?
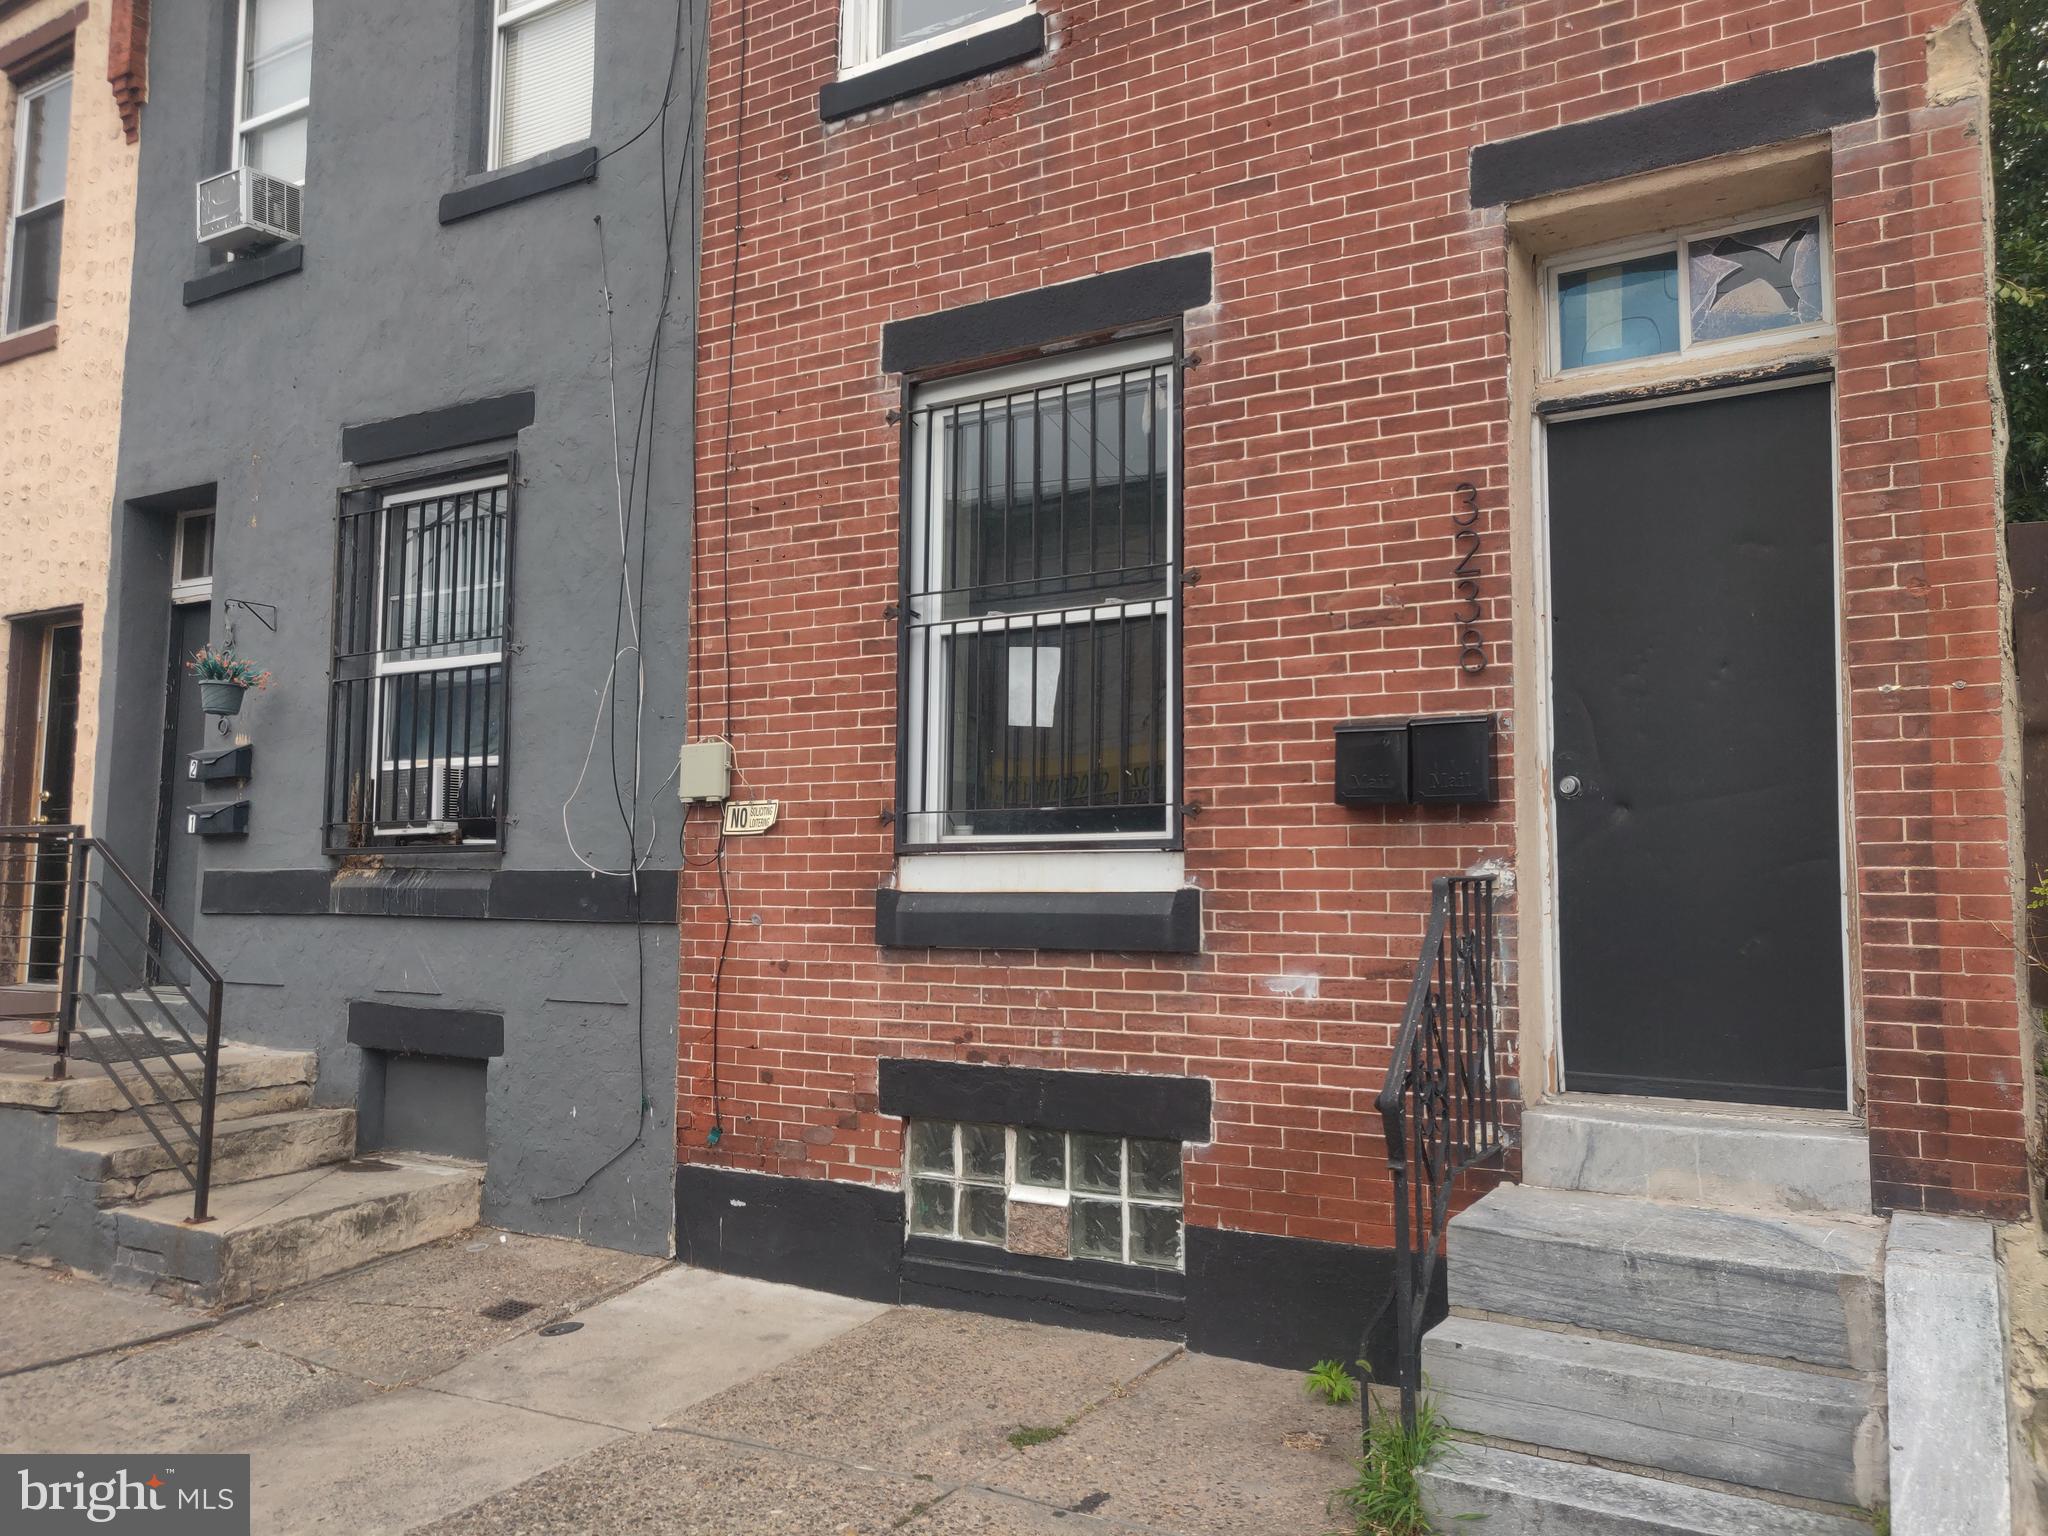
0, 826, 224, 1222
1370, 873, 1505, 1432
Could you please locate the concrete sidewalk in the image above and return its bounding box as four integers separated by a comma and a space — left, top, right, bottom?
0, 1238, 1358, 1534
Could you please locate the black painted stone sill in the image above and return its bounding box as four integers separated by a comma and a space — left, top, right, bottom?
439, 144, 598, 225
348, 1001, 505, 1059
874, 886, 1200, 954
901, 1236, 1184, 1334
183, 242, 303, 307
820, 13, 1045, 122
202, 865, 678, 925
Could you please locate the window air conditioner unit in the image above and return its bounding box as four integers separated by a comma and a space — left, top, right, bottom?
196, 167, 301, 256
377, 761, 466, 838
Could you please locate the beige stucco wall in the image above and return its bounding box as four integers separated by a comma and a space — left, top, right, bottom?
0, 0, 138, 834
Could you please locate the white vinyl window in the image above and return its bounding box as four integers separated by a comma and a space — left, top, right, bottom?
172, 511, 216, 605
4, 72, 70, 335
906, 1120, 1185, 1269
234, 0, 312, 184
491, 0, 595, 169
900, 338, 1178, 850
838, 0, 1032, 77
1544, 205, 1832, 377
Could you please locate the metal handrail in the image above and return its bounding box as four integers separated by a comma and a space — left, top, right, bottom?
1370, 873, 1505, 1433
0, 825, 224, 1223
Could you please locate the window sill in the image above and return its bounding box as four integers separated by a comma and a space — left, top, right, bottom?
0, 323, 57, 366
874, 886, 1199, 954
819, 12, 1045, 122
183, 242, 303, 307
439, 143, 597, 225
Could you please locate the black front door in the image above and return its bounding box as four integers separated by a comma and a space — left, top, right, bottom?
154, 602, 212, 968
1547, 381, 1846, 1109
25, 622, 81, 985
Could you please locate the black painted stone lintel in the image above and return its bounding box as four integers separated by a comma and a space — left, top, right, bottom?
878, 1058, 1212, 1143
881, 251, 1212, 376
1470, 50, 1877, 207
342, 390, 536, 466
439, 144, 599, 225
202, 866, 678, 925
348, 1000, 505, 1059
183, 242, 304, 307
874, 887, 1200, 954
820, 14, 1045, 123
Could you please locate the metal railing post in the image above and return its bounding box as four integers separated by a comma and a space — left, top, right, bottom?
189, 972, 223, 1224
50, 830, 87, 1081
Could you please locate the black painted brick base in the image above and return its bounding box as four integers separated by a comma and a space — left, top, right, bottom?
674, 1163, 1433, 1377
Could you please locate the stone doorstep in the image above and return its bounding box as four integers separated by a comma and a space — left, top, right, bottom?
108, 1157, 485, 1308
1421, 1314, 1883, 1506
55, 1081, 317, 1143
1447, 1184, 1887, 1372
0, 1045, 316, 1115
1521, 1096, 1872, 1215
1418, 1442, 1872, 1536
77, 1107, 359, 1204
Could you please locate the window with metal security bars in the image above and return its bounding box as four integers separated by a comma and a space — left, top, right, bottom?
492, 0, 596, 170
899, 338, 1179, 851
326, 471, 511, 852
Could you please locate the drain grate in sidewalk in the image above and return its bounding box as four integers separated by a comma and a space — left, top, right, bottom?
479, 1298, 541, 1321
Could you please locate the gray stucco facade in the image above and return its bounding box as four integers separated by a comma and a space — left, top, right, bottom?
95, 0, 700, 1256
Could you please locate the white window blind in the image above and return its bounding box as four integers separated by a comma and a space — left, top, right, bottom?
495, 0, 596, 169
236, 0, 312, 184
5, 73, 70, 333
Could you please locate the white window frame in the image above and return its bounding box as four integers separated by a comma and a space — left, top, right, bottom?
488, 0, 597, 172
172, 510, 216, 606
1541, 202, 1833, 381
368, 474, 508, 839
2, 71, 70, 338
836, 0, 1036, 80
903, 336, 1179, 851
904, 1120, 1185, 1270
230, 0, 312, 185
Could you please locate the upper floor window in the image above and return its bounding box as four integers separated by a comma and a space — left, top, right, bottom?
492, 0, 595, 169
235, 0, 312, 184
1547, 208, 1830, 376
839, 0, 1030, 76
898, 338, 1179, 851
4, 71, 69, 334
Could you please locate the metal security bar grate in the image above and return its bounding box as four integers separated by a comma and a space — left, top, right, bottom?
899, 346, 1178, 850
325, 473, 511, 851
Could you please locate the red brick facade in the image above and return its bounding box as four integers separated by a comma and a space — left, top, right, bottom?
682, 0, 2031, 1240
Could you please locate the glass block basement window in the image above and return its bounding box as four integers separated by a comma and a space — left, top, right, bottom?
906, 1120, 1184, 1270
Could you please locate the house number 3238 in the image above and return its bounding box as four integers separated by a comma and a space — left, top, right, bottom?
1453, 482, 1487, 676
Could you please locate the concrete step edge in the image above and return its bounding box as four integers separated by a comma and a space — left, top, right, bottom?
1420, 1315, 1880, 1505
1417, 1440, 1874, 1536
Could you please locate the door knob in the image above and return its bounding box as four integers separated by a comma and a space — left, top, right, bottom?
1557, 775, 1582, 799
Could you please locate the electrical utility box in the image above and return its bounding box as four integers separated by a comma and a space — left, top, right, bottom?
677, 740, 733, 802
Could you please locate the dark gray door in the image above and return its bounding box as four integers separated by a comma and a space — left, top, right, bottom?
155, 603, 211, 952
1547, 382, 1846, 1109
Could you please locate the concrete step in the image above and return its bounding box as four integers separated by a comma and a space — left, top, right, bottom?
0, 1044, 316, 1117
1419, 1442, 1872, 1536
1448, 1185, 1885, 1371
107, 1156, 483, 1307
1422, 1316, 1881, 1504
1522, 1097, 1870, 1215
74, 1107, 358, 1204
56, 1081, 316, 1142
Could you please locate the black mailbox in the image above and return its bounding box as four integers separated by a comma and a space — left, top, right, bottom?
188, 744, 253, 784
1409, 714, 1495, 805
1333, 721, 1409, 806
187, 800, 250, 838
